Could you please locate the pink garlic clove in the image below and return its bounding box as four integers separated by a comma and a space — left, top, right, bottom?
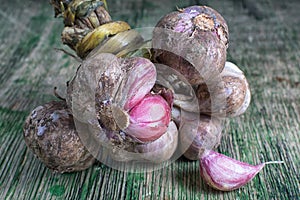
200, 149, 283, 191
125, 94, 171, 142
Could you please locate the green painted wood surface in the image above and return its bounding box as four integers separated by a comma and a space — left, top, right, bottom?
0, 0, 299, 199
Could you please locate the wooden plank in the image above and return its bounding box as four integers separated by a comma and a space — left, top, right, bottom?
0, 0, 299, 199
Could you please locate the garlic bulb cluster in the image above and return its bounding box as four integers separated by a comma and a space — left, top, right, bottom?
22, 2, 281, 192
149, 5, 279, 192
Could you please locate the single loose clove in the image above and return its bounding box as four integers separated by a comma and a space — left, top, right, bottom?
200, 149, 284, 191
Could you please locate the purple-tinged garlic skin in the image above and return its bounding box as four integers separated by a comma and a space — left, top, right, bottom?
125, 94, 171, 142
181, 115, 222, 160
152, 6, 229, 86
200, 150, 265, 191
181, 6, 229, 47
196, 61, 251, 117
23, 101, 95, 173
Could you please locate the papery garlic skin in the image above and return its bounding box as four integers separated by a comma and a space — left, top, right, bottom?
200, 150, 265, 191
125, 94, 171, 142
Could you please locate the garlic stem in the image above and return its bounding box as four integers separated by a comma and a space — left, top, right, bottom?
263, 161, 284, 165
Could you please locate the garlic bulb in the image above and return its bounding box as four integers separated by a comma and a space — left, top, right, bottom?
67, 52, 181, 171
222, 61, 251, 117
152, 5, 229, 86
23, 101, 95, 173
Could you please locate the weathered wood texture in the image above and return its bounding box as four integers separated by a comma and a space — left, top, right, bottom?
0, 0, 299, 199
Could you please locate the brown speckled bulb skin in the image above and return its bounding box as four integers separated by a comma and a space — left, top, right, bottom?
23, 101, 95, 173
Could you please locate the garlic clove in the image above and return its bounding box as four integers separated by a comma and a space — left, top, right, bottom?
134, 121, 178, 163
171, 106, 181, 127
106, 121, 178, 165
196, 61, 251, 117
125, 94, 171, 142
117, 57, 157, 111
221, 61, 251, 117
200, 150, 283, 191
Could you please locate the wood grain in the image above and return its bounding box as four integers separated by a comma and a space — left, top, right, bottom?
0, 0, 299, 199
